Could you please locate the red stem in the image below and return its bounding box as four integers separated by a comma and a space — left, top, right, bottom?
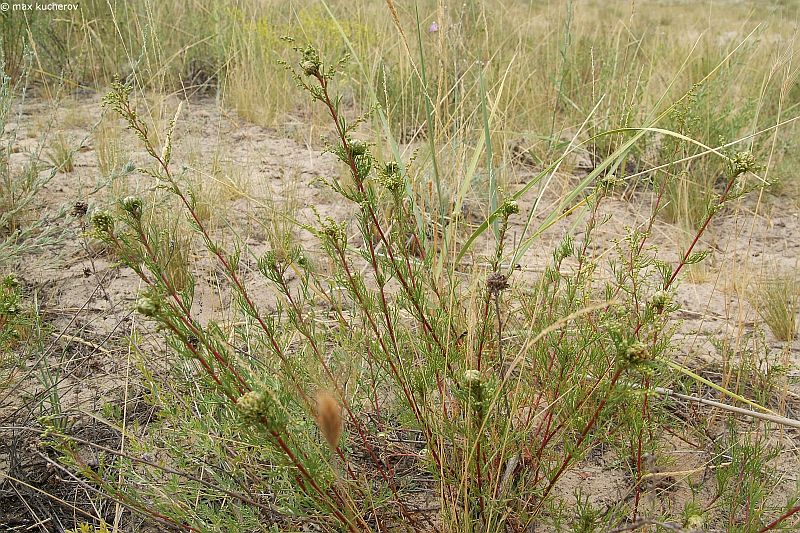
759, 504, 800, 532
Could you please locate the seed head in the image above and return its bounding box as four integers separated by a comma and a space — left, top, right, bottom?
487, 272, 509, 294
315, 391, 343, 450
71, 201, 88, 217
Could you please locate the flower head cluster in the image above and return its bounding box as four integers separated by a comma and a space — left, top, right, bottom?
90, 210, 115, 235
729, 151, 756, 177
237, 390, 268, 420
621, 340, 651, 366
377, 161, 404, 193
649, 289, 672, 313
498, 199, 520, 220
319, 217, 348, 248
348, 139, 368, 156
236, 387, 286, 431
299, 45, 322, 77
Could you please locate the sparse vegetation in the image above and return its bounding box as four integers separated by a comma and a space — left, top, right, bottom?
1, 1, 800, 532
46, 132, 76, 173
750, 273, 800, 342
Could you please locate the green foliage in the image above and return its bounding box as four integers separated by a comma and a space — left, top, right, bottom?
0, 274, 32, 351
66, 522, 111, 533
713, 425, 784, 532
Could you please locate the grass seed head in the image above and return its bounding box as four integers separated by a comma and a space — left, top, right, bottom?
315, 390, 343, 450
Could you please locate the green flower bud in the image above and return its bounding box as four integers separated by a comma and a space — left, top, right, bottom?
384, 161, 400, 176
237, 390, 267, 420
730, 151, 756, 177
354, 154, 372, 180
624, 341, 650, 365
349, 139, 368, 156
464, 369, 482, 385
90, 210, 115, 234
498, 199, 520, 219
650, 290, 671, 312
121, 196, 144, 219
135, 294, 161, 318
378, 162, 404, 192
301, 60, 319, 76
685, 514, 705, 529
320, 217, 347, 246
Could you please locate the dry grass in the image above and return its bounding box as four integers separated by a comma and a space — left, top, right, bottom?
750, 272, 800, 341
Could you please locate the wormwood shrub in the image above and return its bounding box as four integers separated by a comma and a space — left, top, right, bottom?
49, 43, 794, 532
1, 51, 65, 263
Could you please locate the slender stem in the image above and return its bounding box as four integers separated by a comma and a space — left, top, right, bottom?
532, 365, 625, 515
759, 504, 800, 532
664, 173, 738, 290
